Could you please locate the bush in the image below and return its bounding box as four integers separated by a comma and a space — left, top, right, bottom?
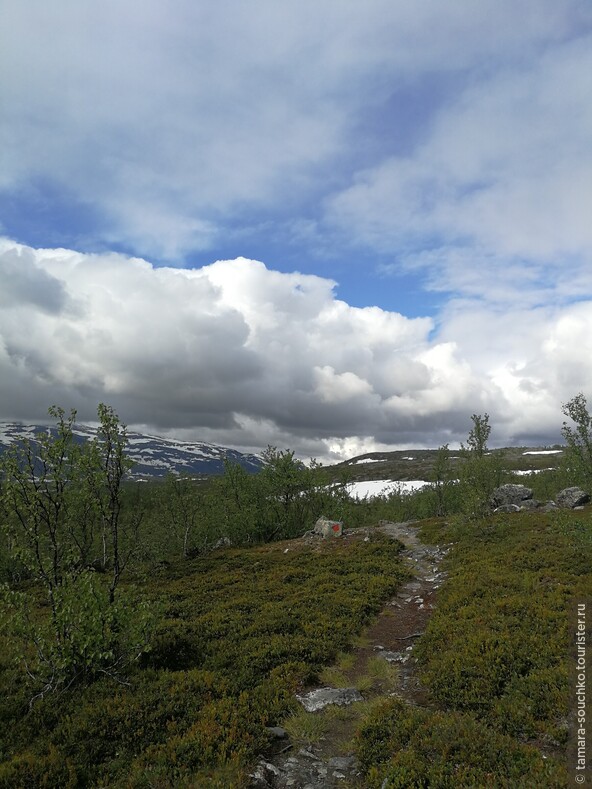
2, 574, 154, 697
0, 404, 148, 696
355, 698, 567, 788
413, 512, 585, 742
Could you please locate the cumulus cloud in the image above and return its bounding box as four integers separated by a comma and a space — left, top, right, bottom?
2, 239, 590, 460
0, 245, 71, 314
1, 1, 591, 459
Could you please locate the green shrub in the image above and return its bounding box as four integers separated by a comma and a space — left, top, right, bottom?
413, 511, 589, 743
355, 698, 567, 788
0, 744, 78, 789
0, 536, 408, 785
0, 405, 147, 696
561, 392, 592, 487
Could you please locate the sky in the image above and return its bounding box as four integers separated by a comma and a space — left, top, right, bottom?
1, 0, 591, 462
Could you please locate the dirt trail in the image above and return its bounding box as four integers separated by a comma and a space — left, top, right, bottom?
250, 522, 449, 788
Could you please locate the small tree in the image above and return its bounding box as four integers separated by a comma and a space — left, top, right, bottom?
85, 404, 142, 603
160, 473, 206, 558
459, 413, 503, 518
561, 392, 592, 487
0, 404, 151, 697
214, 459, 261, 543
1, 408, 89, 610
466, 413, 491, 458
210, 448, 339, 545
431, 444, 456, 516
259, 447, 336, 540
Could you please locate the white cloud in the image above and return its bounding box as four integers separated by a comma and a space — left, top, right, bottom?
1, 2, 591, 460
1, 0, 588, 258
3, 239, 592, 460
326, 30, 592, 304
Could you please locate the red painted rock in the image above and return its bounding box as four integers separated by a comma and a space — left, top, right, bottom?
313, 516, 343, 538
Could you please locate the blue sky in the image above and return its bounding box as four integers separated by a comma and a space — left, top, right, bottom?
1, 1, 591, 460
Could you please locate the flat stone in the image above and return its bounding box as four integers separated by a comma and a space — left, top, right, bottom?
297, 748, 321, 761
327, 756, 357, 770
376, 650, 404, 662
296, 687, 363, 712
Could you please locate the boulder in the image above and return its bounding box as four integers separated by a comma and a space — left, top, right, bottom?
518, 499, 542, 511
555, 487, 590, 509
540, 501, 559, 512
490, 484, 533, 509
313, 516, 343, 538
212, 536, 232, 549
493, 499, 542, 513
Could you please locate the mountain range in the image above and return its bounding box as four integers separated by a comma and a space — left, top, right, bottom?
0, 423, 264, 479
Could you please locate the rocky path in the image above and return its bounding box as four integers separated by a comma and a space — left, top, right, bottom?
250, 522, 450, 788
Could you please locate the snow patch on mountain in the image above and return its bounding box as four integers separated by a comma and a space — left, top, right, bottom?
0, 423, 263, 479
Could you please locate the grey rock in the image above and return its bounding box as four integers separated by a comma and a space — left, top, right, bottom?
490, 484, 533, 508
376, 649, 404, 663
327, 756, 357, 770
298, 748, 322, 761
493, 504, 521, 514
296, 687, 363, 712
556, 487, 590, 509
540, 500, 559, 512
249, 760, 281, 787
266, 726, 288, 739
313, 516, 343, 538
518, 498, 542, 510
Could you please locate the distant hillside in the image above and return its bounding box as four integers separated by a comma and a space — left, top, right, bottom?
329, 446, 565, 483
0, 423, 264, 479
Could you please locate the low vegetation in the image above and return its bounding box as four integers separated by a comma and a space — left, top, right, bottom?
352, 508, 591, 787
0, 394, 591, 786
0, 487, 408, 786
